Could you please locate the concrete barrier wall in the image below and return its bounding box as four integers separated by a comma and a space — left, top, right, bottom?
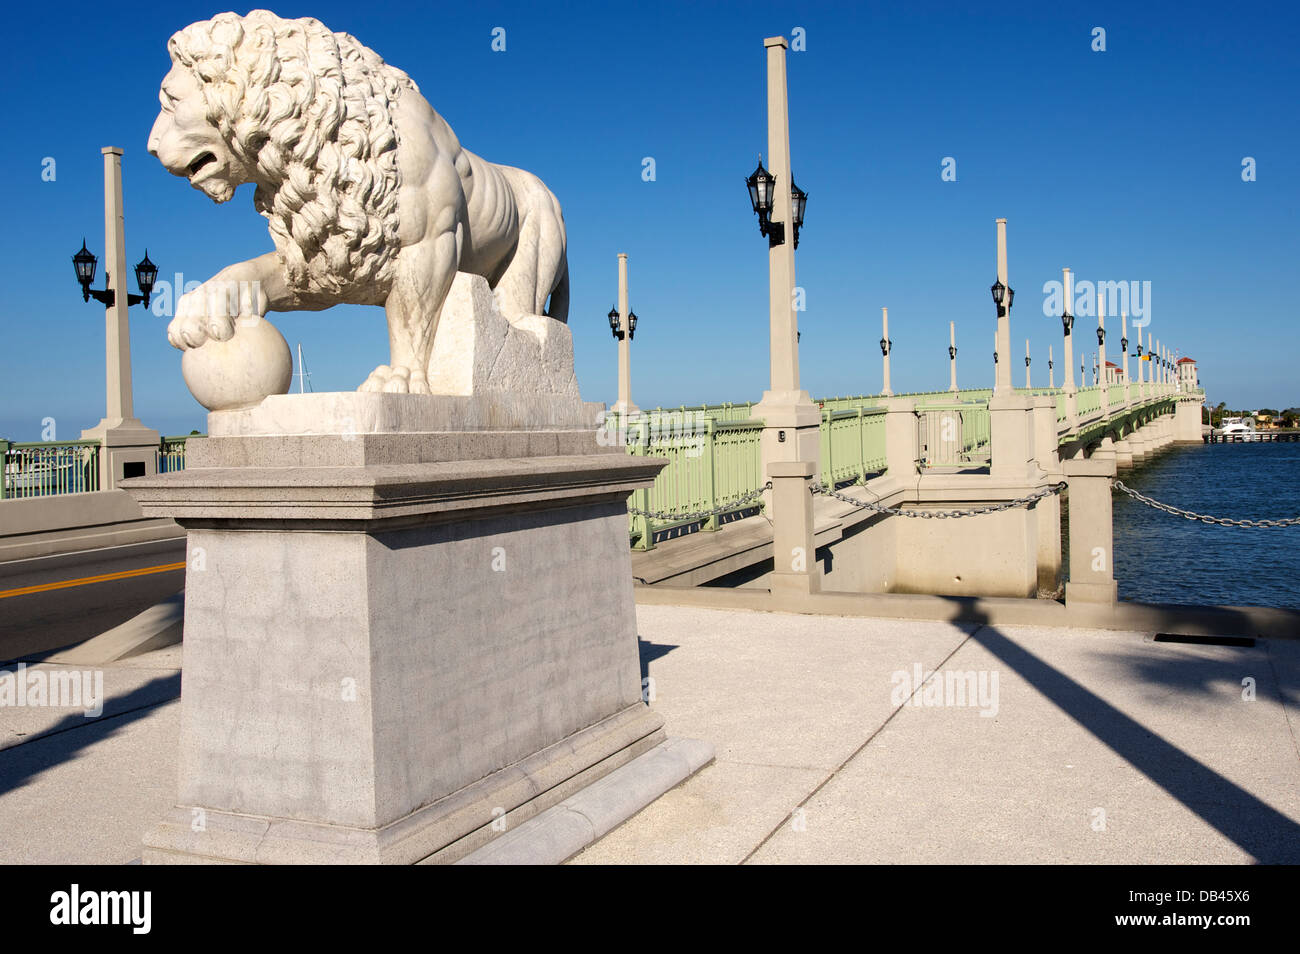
0, 490, 180, 562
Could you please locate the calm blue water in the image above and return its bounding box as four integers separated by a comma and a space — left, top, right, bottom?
1112, 441, 1300, 609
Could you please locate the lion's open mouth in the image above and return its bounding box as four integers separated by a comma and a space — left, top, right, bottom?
188, 153, 217, 177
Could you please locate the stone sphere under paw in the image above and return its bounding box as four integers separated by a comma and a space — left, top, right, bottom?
181, 316, 293, 411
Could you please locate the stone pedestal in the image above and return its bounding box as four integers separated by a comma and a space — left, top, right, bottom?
123, 393, 686, 864
81, 419, 161, 489
768, 459, 819, 603
1064, 455, 1118, 606
988, 391, 1036, 479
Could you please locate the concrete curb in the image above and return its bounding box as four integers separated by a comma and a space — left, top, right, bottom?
45, 592, 184, 665
457, 737, 715, 865
633, 584, 1300, 640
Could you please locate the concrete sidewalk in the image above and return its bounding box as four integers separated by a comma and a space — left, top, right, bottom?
1, 609, 1296, 864
573, 606, 1300, 864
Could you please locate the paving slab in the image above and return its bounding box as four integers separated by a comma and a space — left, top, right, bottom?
575, 607, 1300, 864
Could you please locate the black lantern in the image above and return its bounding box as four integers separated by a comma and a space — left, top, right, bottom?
72, 240, 157, 307
1061, 310, 1074, 335
627, 310, 638, 341
948, 345, 956, 360
607, 304, 622, 340
134, 251, 158, 308
790, 180, 807, 249
879, 337, 891, 356
1048, 358, 1054, 370
72, 240, 97, 300
1025, 354, 1031, 367
990, 279, 1015, 318
1121, 335, 1129, 354
1096, 326, 1106, 347
993, 349, 999, 364
1136, 341, 1144, 358
746, 158, 784, 246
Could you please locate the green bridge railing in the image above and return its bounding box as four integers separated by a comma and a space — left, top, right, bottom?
623, 383, 1192, 548
0, 434, 198, 499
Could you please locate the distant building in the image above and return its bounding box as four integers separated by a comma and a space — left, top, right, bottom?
1177, 357, 1198, 391
1104, 361, 1121, 385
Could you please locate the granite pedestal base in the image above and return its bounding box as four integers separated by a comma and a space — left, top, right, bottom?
124, 397, 675, 864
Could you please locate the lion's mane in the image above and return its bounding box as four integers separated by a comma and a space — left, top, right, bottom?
167, 9, 416, 295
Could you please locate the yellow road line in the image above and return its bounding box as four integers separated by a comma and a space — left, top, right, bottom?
0, 561, 186, 599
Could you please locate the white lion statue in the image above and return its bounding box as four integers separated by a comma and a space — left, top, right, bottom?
147, 9, 569, 395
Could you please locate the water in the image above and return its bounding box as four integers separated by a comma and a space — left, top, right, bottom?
1111, 441, 1300, 609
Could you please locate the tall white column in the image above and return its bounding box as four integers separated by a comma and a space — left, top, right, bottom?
1097, 295, 1106, 397
1062, 268, 1076, 394
1146, 331, 1153, 398
1121, 312, 1131, 407
949, 321, 958, 392
753, 36, 820, 598
1024, 338, 1031, 389
994, 218, 1012, 394
81, 147, 159, 488
881, 307, 893, 396
611, 252, 639, 416
1049, 345, 1055, 388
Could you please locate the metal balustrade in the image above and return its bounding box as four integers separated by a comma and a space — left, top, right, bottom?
622, 384, 1196, 547
0, 435, 199, 499
0, 440, 100, 499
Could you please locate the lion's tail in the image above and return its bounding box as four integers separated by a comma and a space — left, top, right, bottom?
545, 260, 569, 323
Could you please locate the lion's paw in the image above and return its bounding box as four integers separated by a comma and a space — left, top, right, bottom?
360, 365, 432, 394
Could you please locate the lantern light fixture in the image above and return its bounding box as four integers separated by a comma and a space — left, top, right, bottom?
71, 239, 157, 308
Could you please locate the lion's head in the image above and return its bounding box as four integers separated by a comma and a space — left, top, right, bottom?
147, 9, 417, 294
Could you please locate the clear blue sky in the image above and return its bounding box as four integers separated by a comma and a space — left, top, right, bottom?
1, 0, 1296, 440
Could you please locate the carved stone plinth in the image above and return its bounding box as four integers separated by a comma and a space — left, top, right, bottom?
124, 394, 683, 864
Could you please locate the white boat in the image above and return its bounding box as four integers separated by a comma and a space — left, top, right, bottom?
1215, 417, 1260, 440
3, 458, 75, 491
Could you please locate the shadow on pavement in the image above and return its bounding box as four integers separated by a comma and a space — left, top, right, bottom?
0, 672, 180, 799
955, 602, 1300, 863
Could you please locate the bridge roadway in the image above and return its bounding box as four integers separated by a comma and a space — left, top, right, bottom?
0, 538, 185, 662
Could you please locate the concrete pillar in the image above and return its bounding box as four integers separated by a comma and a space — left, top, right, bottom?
988, 221, 1033, 476
611, 253, 639, 416
1024, 338, 1031, 389
1031, 393, 1063, 595
1064, 453, 1118, 606
1097, 295, 1106, 405
884, 397, 920, 476
81, 147, 159, 489
1049, 345, 1055, 388
881, 307, 893, 396
753, 36, 821, 483
949, 321, 958, 393
1121, 312, 1131, 409
994, 219, 1012, 394
769, 459, 819, 601
1061, 268, 1077, 428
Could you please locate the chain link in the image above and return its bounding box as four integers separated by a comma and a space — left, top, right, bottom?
1113, 480, 1300, 528
811, 480, 1066, 518
627, 481, 773, 522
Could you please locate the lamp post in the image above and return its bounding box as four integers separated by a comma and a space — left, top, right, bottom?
948, 321, 958, 392
76, 147, 160, 489
1049, 345, 1055, 388
1146, 332, 1153, 398
880, 307, 893, 396
990, 218, 1014, 394
609, 253, 639, 417
1120, 311, 1131, 408
1061, 267, 1077, 427
748, 35, 820, 599
1024, 338, 1031, 389
1097, 296, 1106, 397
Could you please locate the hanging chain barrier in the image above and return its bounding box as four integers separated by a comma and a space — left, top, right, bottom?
626, 481, 773, 522
1113, 480, 1300, 528
811, 479, 1066, 518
